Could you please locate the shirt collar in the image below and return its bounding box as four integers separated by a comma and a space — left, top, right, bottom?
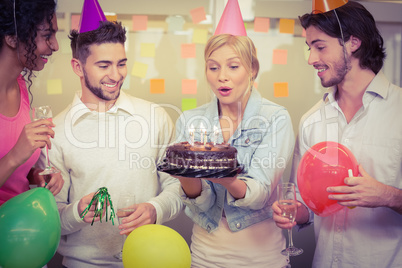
323, 71, 389, 103
68, 90, 135, 125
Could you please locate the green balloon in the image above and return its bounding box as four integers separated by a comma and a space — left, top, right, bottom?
0, 187, 61, 268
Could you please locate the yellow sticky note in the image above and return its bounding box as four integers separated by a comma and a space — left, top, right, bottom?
190, 7, 207, 24
150, 79, 165, 94
182, 98, 197, 111
132, 15, 148, 31
279, 19, 295, 34
192, 29, 208, 44
254, 17, 270, 33
274, 82, 289, 98
71, 15, 80, 31
140, 43, 155, 58
47, 79, 62, 95
273, 49, 288, 65
131, 62, 148, 78
182, 79, 197, 94
181, 43, 196, 59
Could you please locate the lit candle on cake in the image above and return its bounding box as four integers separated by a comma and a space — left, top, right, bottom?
199, 122, 205, 144
189, 124, 195, 145
213, 125, 218, 145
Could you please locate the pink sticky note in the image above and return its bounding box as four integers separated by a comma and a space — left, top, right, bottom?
132, 15, 148, 31
181, 43, 196, 59
279, 19, 295, 34
71, 15, 80, 31
182, 79, 197, 94
274, 82, 289, 98
273, 49, 288, 65
254, 17, 270, 33
190, 7, 207, 24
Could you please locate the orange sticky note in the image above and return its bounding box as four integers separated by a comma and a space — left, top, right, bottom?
192, 29, 208, 44
131, 62, 148, 78
273, 49, 288, 65
190, 7, 206, 24
106, 15, 117, 22
274, 82, 289, 98
181, 43, 196, 58
182, 79, 197, 94
71, 15, 80, 31
279, 19, 295, 34
254, 17, 270, 33
150, 79, 165, 94
253, 81, 258, 89
132, 15, 148, 31
182, 98, 197, 111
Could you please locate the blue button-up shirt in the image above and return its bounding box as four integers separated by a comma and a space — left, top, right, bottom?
175, 90, 295, 232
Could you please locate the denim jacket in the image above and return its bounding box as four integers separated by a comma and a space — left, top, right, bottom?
175, 90, 295, 233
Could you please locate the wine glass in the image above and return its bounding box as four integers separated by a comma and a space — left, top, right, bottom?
277, 182, 303, 257
32, 105, 60, 177
114, 193, 136, 260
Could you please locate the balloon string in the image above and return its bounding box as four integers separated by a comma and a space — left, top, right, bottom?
80, 187, 116, 226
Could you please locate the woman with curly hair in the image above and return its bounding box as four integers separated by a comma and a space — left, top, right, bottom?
0, 0, 63, 205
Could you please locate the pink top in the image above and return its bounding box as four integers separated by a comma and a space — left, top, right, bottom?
0, 75, 40, 205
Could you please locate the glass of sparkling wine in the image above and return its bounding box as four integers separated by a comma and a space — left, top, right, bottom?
277, 182, 303, 256
114, 194, 136, 260
32, 105, 60, 177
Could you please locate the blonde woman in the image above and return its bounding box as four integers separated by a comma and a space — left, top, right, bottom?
175, 34, 295, 267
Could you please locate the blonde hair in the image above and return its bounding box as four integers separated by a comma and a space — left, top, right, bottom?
204, 34, 259, 84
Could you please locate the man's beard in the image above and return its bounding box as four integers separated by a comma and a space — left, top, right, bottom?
321, 49, 351, 88
83, 69, 121, 101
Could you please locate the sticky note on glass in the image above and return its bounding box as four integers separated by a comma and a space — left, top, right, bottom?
182, 98, 197, 111
131, 62, 148, 78
279, 19, 295, 34
181, 43, 196, 58
166, 15, 185, 32
182, 79, 197, 94
254, 17, 270, 33
273, 49, 288, 65
192, 29, 208, 44
190, 7, 207, 24
132, 15, 148, 31
150, 79, 165, 94
140, 43, 155, 58
274, 82, 289, 98
47, 79, 62, 95
71, 15, 80, 31
106, 15, 117, 22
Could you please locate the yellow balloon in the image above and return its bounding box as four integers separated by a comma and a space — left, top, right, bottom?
122, 225, 191, 268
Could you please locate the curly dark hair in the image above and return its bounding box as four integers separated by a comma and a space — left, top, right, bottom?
0, 0, 56, 99
69, 20, 126, 64
299, 1, 386, 74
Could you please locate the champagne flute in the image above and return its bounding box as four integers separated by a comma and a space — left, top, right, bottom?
32, 105, 60, 177
114, 193, 136, 260
278, 182, 303, 257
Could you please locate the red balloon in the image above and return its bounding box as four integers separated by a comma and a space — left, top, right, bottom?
297, 141, 359, 217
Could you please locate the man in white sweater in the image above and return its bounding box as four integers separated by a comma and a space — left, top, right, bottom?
42, 20, 183, 267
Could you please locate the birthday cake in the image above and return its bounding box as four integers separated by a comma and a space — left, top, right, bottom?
164, 141, 238, 170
